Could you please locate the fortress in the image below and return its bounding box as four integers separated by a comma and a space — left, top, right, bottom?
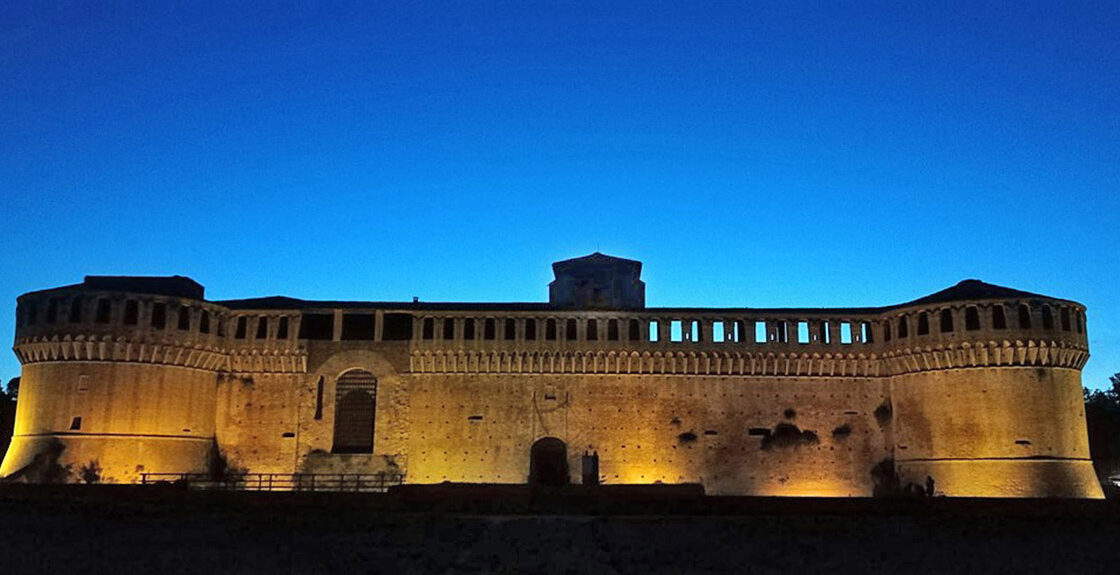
1, 253, 1103, 497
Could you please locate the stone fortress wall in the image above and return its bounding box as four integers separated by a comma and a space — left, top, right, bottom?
0, 255, 1103, 497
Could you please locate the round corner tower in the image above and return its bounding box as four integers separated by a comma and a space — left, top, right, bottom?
1, 276, 224, 483
881, 280, 1101, 498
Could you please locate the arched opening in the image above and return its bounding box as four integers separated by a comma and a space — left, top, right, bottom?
917, 312, 930, 335
332, 369, 377, 454
529, 437, 569, 486
939, 309, 954, 333
965, 306, 980, 330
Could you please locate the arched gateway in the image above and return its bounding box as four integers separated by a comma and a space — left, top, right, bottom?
529, 437, 569, 486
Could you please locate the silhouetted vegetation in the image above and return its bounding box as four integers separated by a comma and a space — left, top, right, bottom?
79, 460, 103, 484
1085, 373, 1120, 496
0, 377, 16, 464
208, 441, 247, 481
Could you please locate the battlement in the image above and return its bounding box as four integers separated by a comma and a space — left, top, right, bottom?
12, 269, 1089, 378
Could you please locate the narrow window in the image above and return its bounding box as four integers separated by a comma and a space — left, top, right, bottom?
47, 298, 60, 324
275, 316, 288, 339
670, 320, 683, 342
586, 319, 598, 341
840, 322, 853, 344
628, 319, 640, 341
1076, 312, 1083, 333
797, 321, 809, 343
992, 305, 1007, 329
883, 322, 892, 341
689, 320, 700, 342
69, 416, 82, 431
648, 320, 660, 342
382, 314, 413, 340
178, 307, 191, 330
484, 318, 496, 340
256, 317, 269, 339
607, 319, 619, 341
897, 316, 908, 338
565, 318, 577, 340
860, 321, 872, 343
778, 321, 788, 343
820, 321, 832, 344
69, 297, 83, 323
314, 376, 324, 420
1042, 305, 1054, 330
298, 313, 333, 340
95, 299, 111, 323
917, 312, 929, 335
151, 303, 167, 330
504, 318, 516, 340
754, 321, 766, 343
939, 309, 953, 333
123, 300, 138, 325
442, 318, 455, 340
200, 311, 211, 334
525, 319, 537, 340
464, 318, 476, 340
234, 316, 247, 339
342, 314, 376, 340
422, 318, 435, 340
1018, 304, 1032, 329
1060, 307, 1071, 331
965, 306, 980, 331
712, 321, 726, 343
732, 320, 744, 342
546, 319, 557, 340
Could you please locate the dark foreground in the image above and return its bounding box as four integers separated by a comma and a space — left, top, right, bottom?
1, 485, 1118, 574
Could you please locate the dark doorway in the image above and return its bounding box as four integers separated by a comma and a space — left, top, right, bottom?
529, 437, 569, 486
331, 369, 377, 454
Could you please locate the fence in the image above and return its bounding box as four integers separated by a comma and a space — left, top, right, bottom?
139, 472, 405, 492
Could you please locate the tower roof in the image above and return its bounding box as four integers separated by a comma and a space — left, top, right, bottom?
896, 279, 1067, 308
551, 252, 642, 272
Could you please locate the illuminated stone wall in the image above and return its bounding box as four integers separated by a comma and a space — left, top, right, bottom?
893, 367, 1099, 497
396, 374, 890, 495
0, 362, 215, 483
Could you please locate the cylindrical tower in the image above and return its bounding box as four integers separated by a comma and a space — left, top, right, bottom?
2, 276, 227, 483
881, 280, 1102, 498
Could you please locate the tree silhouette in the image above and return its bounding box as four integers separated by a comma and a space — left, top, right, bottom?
1085, 372, 1120, 496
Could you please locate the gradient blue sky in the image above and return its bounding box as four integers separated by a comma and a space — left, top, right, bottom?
1, 2, 1117, 388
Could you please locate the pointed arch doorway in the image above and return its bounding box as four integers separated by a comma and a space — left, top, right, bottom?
529, 437, 569, 486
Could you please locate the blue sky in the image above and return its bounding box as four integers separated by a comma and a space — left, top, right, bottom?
1, 1, 1117, 388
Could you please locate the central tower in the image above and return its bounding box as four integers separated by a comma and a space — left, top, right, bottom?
548, 252, 645, 309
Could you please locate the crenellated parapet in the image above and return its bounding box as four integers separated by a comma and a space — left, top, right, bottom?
13, 333, 229, 371
408, 348, 883, 377
13, 277, 313, 375
882, 339, 1088, 375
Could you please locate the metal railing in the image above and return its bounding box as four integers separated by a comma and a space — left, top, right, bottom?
139, 472, 405, 492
